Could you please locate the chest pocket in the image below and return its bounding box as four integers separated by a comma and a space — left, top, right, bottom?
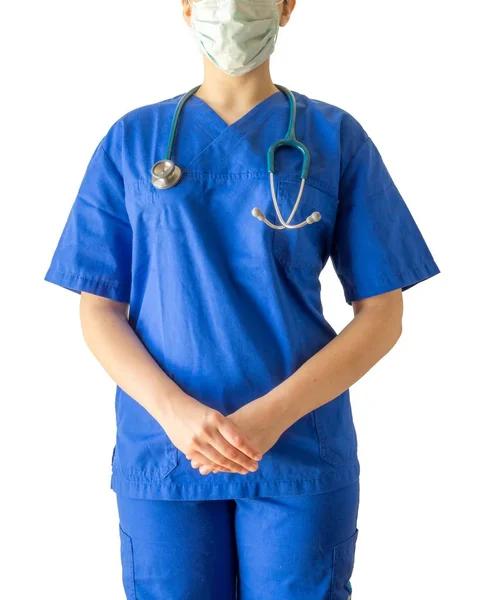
271, 180, 331, 272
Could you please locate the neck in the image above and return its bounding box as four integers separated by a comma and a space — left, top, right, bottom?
195, 58, 280, 111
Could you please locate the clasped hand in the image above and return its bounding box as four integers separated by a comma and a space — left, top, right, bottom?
160, 393, 284, 476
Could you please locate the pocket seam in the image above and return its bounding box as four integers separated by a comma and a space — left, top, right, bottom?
331, 527, 359, 600
312, 408, 346, 467
146, 435, 179, 479
145, 371, 179, 479
271, 180, 323, 270
312, 393, 359, 468
119, 524, 137, 600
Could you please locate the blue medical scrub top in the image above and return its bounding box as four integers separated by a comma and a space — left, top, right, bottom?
44, 89, 440, 500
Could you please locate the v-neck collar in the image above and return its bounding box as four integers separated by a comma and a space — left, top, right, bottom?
179, 88, 292, 174
188, 89, 284, 136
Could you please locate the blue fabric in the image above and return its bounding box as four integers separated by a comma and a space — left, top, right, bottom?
115, 479, 359, 599
44, 90, 440, 500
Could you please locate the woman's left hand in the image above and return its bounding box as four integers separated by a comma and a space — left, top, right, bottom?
191, 397, 286, 475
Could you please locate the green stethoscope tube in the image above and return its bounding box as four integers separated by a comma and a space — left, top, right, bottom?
268, 84, 311, 181
166, 85, 201, 162
151, 84, 321, 230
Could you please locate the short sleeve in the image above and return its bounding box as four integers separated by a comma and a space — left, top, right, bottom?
330, 134, 440, 305
44, 127, 132, 303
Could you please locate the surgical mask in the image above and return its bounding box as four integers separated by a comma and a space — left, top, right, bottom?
189, 0, 283, 77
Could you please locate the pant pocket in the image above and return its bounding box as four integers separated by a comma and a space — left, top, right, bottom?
119, 524, 137, 600
331, 527, 359, 600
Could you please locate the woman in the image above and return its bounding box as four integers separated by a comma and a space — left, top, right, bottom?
44, 0, 440, 598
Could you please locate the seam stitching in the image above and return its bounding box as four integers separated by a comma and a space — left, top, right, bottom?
339, 136, 371, 186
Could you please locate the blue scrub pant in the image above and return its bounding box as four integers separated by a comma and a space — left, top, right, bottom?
116, 479, 359, 600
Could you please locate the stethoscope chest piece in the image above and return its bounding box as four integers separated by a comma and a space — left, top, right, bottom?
151, 159, 182, 190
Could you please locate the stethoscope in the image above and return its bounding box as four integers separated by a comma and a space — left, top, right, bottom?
151, 84, 321, 230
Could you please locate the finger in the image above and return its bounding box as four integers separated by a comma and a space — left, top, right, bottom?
196, 413, 260, 471
190, 455, 236, 474
196, 444, 252, 474
199, 446, 249, 474
198, 465, 228, 475
218, 420, 263, 462
190, 459, 232, 472
209, 431, 260, 471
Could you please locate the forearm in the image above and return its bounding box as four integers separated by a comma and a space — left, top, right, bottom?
79, 297, 183, 424
259, 294, 403, 429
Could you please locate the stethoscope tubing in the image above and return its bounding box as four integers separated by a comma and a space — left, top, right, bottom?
151, 84, 321, 230
166, 85, 201, 161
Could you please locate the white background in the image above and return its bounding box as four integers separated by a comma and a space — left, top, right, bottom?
2, 0, 475, 598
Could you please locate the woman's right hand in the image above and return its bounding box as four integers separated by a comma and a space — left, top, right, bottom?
158, 393, 263, 475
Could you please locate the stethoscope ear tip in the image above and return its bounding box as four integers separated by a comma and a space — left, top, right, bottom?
251, 207, 265, 221
307, 211, 321, 224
